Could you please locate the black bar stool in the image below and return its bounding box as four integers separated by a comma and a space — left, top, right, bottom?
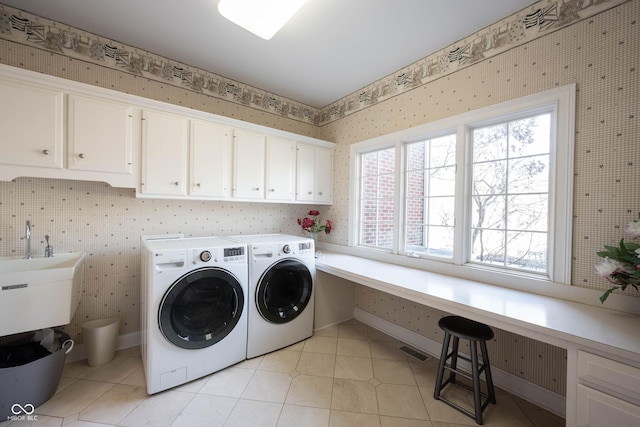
433, 315, 496, 425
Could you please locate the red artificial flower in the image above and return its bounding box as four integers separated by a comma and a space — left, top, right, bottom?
297, 210, 333, 235
301, 217, 314, 230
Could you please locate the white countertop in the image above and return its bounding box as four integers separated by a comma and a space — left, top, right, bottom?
315, 252, 640, 360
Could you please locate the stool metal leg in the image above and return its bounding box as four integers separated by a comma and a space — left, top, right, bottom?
470, 340, 484, 424
449, 336, 459, 384
480, 340, 496, 404
434, 331, 451, 399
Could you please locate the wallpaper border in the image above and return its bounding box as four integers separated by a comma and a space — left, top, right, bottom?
0, 0, 628, 126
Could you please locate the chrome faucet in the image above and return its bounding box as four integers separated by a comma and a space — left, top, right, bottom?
24, 220, 32, 259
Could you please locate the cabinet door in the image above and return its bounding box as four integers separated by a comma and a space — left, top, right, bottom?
315, 146, 333, 203
296, 143, 316, 202
190, 120, 232, 198
266, 136, 295, 201
68, 94, 133, 174
0, 78, 63, 168
577, 384, 640, 426
233, 128, 265, 199
141, 110, 188, 196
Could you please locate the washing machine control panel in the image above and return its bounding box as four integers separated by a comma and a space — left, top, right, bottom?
223, 246, 246, 264
188, 246, 246, 265
199, 250, 212, 262
298, 241, 313, 252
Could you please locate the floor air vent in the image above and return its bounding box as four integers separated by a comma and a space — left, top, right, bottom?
399, 345, 429, 361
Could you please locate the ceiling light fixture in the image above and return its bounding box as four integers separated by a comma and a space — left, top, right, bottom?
218, 0, 308, 40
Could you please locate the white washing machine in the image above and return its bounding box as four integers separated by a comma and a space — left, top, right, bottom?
140, 236, 248, 394
229, 234, 315, 358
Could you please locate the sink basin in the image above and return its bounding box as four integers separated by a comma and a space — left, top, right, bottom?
0, 252, 85, 336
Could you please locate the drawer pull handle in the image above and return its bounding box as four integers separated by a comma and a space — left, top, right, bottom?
42, 149, 50, 155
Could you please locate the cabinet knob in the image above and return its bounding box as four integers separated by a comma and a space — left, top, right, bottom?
78, 153, 86, 159
174, 181, 180, 186
196, 183, 201, 187
269, 189, 275, 192
308, 191, 313, 195
254, 187, 260, 191
42, 149, 50, 155
318, 191, 323, 196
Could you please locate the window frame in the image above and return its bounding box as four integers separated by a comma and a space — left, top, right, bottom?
349, 84, 575, 291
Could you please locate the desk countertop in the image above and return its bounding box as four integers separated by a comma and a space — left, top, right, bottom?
315, 252, 640, 359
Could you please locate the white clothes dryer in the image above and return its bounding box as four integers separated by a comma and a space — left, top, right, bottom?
229, 234, 315, 358
140, 236, 248, 394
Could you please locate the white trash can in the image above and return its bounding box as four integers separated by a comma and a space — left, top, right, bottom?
81, 317, 120, 366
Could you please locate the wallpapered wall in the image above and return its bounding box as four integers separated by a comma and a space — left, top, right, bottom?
0, 0, 637, 397
319, 0, 639, 395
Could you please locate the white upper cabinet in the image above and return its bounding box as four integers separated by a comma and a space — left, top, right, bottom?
315, 145, 333, 204
68, 94, 133, 175
0, 77, 64, 170
0, 66, 140, 188
265, 136, 295, 201
190, 120, 232, 198
141, 110, 189, 197
232, 128, 266, 200
296, 143, 333, 204
0, 64, 334, 201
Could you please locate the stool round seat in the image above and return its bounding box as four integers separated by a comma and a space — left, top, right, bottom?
438, 316, 494, 341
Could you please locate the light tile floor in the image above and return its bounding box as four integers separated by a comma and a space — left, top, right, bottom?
1, 320, 565, 427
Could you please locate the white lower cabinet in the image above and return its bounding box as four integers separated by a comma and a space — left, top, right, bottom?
141, 110, 189, 196
568, 348, 640, 426
577, 384, 640, 426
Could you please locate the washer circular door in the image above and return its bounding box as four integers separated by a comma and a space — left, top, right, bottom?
256, 259, 312, 324
159, 267, 244, 349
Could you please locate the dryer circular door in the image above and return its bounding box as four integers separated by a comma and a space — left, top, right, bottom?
256, 259, 312, 324
159, 267, 244, 349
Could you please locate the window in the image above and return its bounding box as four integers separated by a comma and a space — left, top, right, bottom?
404, 134, 457, 258
358, 147, 396, 249
350, 85, 575, 288
469, 113, 551, 273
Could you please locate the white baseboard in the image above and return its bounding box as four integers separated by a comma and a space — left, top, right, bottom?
354, 308, 566, 418
65, 331, 141, 363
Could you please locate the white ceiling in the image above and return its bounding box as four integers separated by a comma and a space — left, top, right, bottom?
1, 0, 535, 108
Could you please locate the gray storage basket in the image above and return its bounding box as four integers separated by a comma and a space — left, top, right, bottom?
0, 329, 73, 419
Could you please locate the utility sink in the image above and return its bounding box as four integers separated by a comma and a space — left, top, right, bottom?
0, 252, 85, 336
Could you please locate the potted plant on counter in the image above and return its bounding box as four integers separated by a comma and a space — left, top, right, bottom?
595, 213, 640, 303
297, 210, 332, 255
